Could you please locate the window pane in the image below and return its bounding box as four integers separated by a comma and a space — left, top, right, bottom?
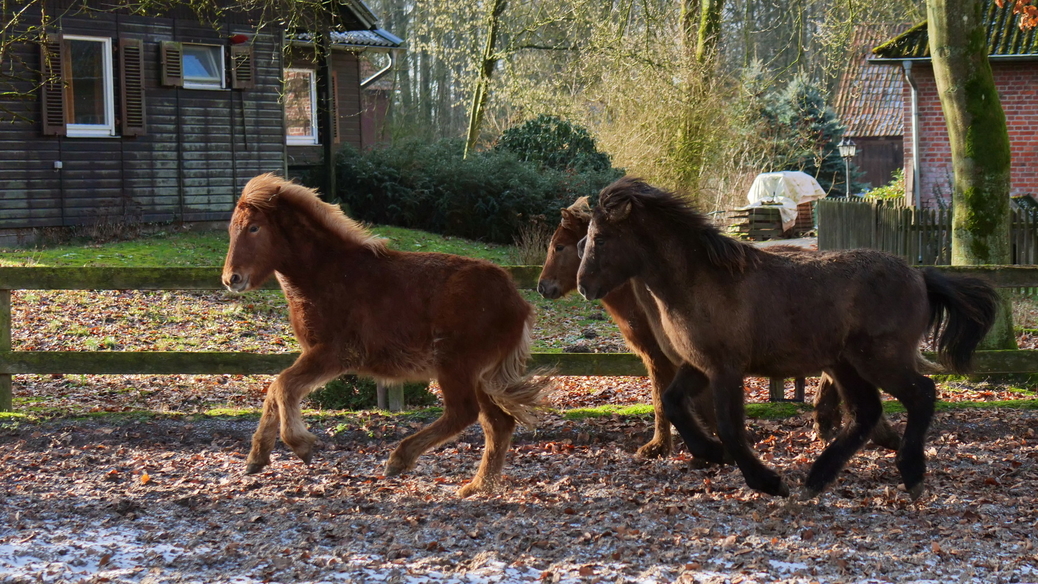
285, 70, 315, 140
183, 45, 222, 85
69, 39, 105, 125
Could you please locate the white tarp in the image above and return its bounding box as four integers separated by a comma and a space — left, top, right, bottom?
742, 171, 826, 231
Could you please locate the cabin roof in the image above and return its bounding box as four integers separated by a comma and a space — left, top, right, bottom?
871, 0, 1038, 60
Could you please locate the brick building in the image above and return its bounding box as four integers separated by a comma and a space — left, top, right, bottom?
871, 2, 1038, 208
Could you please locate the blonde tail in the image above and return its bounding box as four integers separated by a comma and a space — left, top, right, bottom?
482, 319, 555, 428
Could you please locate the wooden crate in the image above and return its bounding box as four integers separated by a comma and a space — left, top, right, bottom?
728, 206, 784, 240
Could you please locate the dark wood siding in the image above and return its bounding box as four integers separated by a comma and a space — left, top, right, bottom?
286, 49, 363, 169
0, 6, 286, 230
852, 136, 904, 191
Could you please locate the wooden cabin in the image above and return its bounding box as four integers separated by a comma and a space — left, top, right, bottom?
0, 0, 402, 243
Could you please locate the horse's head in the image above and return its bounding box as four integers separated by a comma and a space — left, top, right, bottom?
222, 174, 287, 292
577, 179, 644, 301
537, 197, 591, 299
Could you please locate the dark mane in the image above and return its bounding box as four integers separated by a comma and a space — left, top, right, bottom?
598, 177, 752, 273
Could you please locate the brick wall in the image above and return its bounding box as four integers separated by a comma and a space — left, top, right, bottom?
903, 62, 1038, 208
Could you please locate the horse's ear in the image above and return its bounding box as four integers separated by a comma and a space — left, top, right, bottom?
608, 200, 632, 221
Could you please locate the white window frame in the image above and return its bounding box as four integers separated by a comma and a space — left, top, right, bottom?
285, 68, 319, 146
64, 35, 115, 138
182, 43, 225, 90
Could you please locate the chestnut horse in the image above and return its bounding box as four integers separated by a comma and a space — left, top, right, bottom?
222, 174, 552, 497
538, 197, 900, 457
577, 177, 999, 500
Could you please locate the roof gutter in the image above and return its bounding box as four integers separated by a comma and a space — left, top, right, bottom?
903, 60, 921, 208
361, 50, 398, 88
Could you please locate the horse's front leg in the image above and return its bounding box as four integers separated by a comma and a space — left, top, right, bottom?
246, 348, 343, 473
661, 364, 726, 465
712, 370, 789, 497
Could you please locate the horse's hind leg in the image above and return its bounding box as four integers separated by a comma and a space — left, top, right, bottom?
814, 373, 900, 451
456, 387, 518, 498
869, 371, 936, 500
803, 364, 882, 498
711, 371, 789, 497
384, 369, 479, 478
661, 365, 726, 465
247, 349, 342, 473
813, 373, 842, 442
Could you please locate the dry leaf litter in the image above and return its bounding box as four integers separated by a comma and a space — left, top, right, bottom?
1, 290, 1037, 583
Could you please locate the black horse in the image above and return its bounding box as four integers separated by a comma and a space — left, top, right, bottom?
577, 177, 999, 500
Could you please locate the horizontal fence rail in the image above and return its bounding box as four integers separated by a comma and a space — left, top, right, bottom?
2, 265, 1038, 412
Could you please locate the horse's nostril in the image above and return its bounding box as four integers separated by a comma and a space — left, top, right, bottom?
230, 273, 242, 285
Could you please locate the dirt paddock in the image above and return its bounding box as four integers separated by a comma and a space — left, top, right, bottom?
2, 408, 1037, 584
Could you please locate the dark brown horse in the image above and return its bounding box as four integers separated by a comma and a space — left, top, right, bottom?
538, 197, 900, 456
222, 174, 552, 497
537, 197, 716, 459
577, 177, 999, 500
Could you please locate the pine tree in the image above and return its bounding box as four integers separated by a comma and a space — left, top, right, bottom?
762, 76, 863, 197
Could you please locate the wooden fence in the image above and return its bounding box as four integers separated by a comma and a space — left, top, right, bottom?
817, 198, 1038, 265
4, 265, 1038, 412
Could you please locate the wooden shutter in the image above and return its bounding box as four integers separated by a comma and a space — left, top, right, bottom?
119, 38, 147, 136
160, 41, 183, 87
230, 43, 255, 89
331, 71, 341, 144
40, 35, 67, 136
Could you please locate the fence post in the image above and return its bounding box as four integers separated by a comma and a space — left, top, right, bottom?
0, 289, 11, 412
376, 380, 404, 412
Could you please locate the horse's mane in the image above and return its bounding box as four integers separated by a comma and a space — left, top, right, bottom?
561, 196, 592, 230
239, 173, 387, 255
598, 177, 753, 273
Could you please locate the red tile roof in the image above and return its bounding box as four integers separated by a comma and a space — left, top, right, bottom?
832, 23, 911, 138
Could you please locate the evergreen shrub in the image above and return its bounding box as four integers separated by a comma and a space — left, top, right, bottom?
335, 122, 620, 243
308, 375, 436, 411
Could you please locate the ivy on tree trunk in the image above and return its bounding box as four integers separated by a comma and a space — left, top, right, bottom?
927, 0, 1016, 348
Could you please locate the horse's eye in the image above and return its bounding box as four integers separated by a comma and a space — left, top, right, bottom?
554, 245, 565, 253
248, 225, 260, 233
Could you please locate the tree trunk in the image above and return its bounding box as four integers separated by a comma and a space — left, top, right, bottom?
464, 0, 508, 158
695, 0, 724, 62
680, 0, 701, 60
927, 0, 1016, 349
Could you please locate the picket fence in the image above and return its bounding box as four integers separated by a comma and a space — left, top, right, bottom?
817, 198, 1038, 265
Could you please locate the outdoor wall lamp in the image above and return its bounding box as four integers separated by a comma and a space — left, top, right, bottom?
838, 137, 857, 197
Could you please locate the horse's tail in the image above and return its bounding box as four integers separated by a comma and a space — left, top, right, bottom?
482, 319, 555, 428
922, 268, 1000, 374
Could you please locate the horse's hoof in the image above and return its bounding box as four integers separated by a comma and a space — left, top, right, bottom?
636, 441, 671, 459
799, 487, 821, 501
750, 474, 790, 497
906, 482, 926, 501
384, 459, 408, 477
245, 462, 266, 475
299, 450, 313, 465
456, 482, 488, 498
688, 457, 717, 470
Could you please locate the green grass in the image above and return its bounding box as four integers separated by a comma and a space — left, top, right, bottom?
0, 225, 513, 267
0, 230, 230, 267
